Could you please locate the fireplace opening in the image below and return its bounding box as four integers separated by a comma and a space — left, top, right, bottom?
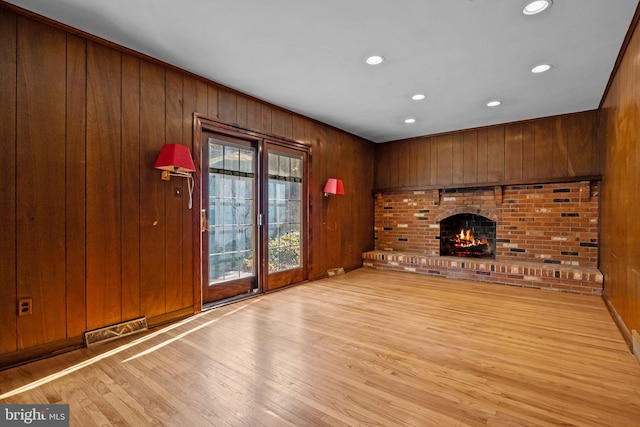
439, 213, 496, 259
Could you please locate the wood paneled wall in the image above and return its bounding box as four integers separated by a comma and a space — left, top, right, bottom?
599, 8, 640, 342
0, 6, 374, 364
375, 111, 599, 190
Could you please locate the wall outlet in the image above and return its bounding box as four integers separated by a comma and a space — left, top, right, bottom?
18, 298, 32, 316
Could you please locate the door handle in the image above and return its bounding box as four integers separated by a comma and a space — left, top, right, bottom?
201, 209, 208, 232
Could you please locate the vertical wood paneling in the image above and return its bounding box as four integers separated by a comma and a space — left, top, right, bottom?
207, 84, 218, 119
504, 123, 523, 181
396, 141, 412, 187
348, 136, 375, 267
388, 142, 399, 188
568, 112, 596, 176
375, 143, 399, 188
262, 104, 273, 134
522, 122, 536, 180
599, 11, 640, 337
633, 30, 640, 334
0, 6, 378, 362
551, 117, 568, 177
192, 79, 210, 128
451, 132, 464, 185
430, 138, 440, 186
165, 70, 183, 144
292, 115, 310, 144
165, 70, 185, 313
292, 115, 312, 275
462, 130, 478, 184
181, 77, 207, 309
336, 131, 350, 267
236, 96, 248, 129
347, 135, 373, 268
121, 54, 141, 321
312, 123, 328, 278
247, 98, 262, 131
272, 108, 293, 139
139, 61, 167, 318
435, 134, 453, 185
411, 138, 431, 187
271, 107, 285, 137
65, 34, 87, 337
487, 126, 505, 182
476, 128, 488, 183
191, 82, 207, 310
534, 119, 553, 179
0, 8, 17, 354
376, 112, 596, 191
405, 140, 418, 187
325, 128, 342, 271
218, 88, 237, 124
16, 18, 67, 348
375, 143, 389, 188
86, 42, 122, 331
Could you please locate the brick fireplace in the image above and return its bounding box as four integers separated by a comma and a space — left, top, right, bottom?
363, 181, 603, 294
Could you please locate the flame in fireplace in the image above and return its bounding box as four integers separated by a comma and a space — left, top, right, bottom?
458, 228, 472, 241
453, 227, 492, 254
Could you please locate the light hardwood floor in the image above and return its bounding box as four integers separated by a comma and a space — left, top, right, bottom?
1, 268, 639, 426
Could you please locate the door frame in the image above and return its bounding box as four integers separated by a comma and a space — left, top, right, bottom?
192, 114, 311, 310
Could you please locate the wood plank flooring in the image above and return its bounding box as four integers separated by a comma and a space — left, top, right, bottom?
1, 268, 639, 426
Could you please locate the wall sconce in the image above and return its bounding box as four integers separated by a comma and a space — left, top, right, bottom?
154, 143, 196, 209
323, 178, 344, 197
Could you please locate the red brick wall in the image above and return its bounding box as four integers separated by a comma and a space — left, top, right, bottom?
374, 181, 599, 268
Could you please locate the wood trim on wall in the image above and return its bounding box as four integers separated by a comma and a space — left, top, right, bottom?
373, 175, 602, 194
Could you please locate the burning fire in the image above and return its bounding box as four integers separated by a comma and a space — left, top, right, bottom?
453, 228, 492, 253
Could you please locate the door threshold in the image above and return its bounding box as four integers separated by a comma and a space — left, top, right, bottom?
202, 289, 261, 311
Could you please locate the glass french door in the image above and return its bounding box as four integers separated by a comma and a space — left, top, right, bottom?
201, 131, 307, 305
263, 145, 306, 291
202, 134, 258, 303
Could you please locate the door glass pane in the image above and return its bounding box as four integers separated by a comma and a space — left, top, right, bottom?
268, 151, 302, 273
208, 138, 256, 285
291, 157, 302, 179
239, 148, 254, 174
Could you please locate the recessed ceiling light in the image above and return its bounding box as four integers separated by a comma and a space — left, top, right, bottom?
366, 55, 384, 65
404, 118, 416, 124
412, 94, 426, 101
523, 0, 552, 15
487, 100, 502, 107
531, 64, 552, 73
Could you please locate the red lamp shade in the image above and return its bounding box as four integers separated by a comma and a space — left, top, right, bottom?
154, 144, 196, 173
323, 178, 344, 196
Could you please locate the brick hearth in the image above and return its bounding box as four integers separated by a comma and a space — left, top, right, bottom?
363, 251, 602, 295
365, 181, 602, 295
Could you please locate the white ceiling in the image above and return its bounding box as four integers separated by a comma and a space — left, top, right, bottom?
5, 0, 639, 142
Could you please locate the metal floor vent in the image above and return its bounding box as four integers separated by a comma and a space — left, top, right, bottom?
85, 317, 148, 347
